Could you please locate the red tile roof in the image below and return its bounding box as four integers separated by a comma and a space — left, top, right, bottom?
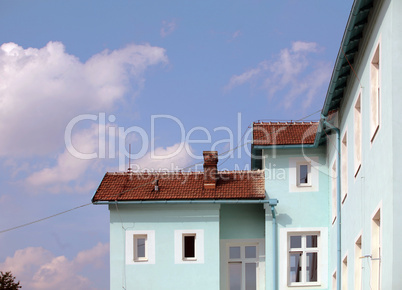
253, 122, 319, 146
92, 170, 265, 202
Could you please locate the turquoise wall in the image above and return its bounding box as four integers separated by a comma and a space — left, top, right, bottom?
326, 0, 402, 288
262, 147, 329, 289
109, 204, 220, 290
220, 204, 265, 240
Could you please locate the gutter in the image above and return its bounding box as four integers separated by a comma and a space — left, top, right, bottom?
94, 197, 280, 289
253, 115, 342, 289
93, 198, 279, 205
321, 118, 341, 290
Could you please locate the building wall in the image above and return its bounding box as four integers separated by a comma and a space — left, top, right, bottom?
109, 204, 220, 290
326, 0, 402, 288
263, 147, 329, 289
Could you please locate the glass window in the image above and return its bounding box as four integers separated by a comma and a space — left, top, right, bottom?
230, 247, 241, 259
288, 233, 319, 285
228, 244, 259, 290
134, 234, 147, 262
183, 234, 196, 259
245, 246, 256, 259
229, 263, 242, 290
297, 163, 311, 186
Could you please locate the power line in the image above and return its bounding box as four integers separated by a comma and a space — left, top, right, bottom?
0, 203, 92, 234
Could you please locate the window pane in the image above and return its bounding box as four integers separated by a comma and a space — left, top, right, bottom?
245, 246, 256, 259
184, 235, 195, 258
300, 165, 308, 183
290, 253, 302, 283
306, 252, 318, 282
306, 235, 318, 248
230, 247, 241, 259
229, 262, 242, 290
290, 236, 301, 248
137, 238, 146, 258
245, 263, 257, 290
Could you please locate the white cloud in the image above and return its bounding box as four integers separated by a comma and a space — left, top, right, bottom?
26, 124, 100, 189
0, 243, 109, 290
0, 41, 168, 157
131, 142, 194, 172
224, 41, 331, 110
160, 20, 177, 38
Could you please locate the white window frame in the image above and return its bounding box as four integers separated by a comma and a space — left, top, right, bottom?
126, 230, 155, 265
332, 159, 337, 224
342, 255, 348, 290
341, 130, 348, 204
227, 243, 260, 290
332, 271, 337, 290
174, 229, 204, 264
182, 233, 197, 261
280, 228, 328, 289
134, 234, 148, 262
354, 93, 362, 177
287, 232, 320, 286
371, 205, 382, 290
296, 162, 311, 187
289, 157, 319, 192
370, 42, 381, 142
354, 234, 362, 290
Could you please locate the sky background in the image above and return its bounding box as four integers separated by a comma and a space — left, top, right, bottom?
0, 1, 353, 289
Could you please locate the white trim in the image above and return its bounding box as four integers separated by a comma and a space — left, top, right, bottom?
174, 229, 204, 264
370, 38, 381, 143
126, 230, 155, 265
353, 92, 362, 178
220, 239, 265, 290
341, 129, 348, 204
289, 157, 319, 192
134, 234, 148, 262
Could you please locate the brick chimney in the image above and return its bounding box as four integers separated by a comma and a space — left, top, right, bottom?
203, 151, 218, 189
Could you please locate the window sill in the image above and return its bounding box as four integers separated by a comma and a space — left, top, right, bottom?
182, 258, 197, 261
297, 183, 312, 188
288, 282, 321, 287
134, 258, 149, 262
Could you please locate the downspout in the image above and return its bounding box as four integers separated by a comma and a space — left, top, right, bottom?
322, 117, 341, 290
270, 203, 278, 290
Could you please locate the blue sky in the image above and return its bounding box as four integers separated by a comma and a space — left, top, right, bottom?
0, 1, 352, 288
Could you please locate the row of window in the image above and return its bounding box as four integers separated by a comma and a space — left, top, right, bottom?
331, 43, 381, 222
332, 207, 381, 290
126, 230, 204, 265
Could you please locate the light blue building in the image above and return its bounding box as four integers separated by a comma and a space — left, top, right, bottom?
93, 0, 401, 288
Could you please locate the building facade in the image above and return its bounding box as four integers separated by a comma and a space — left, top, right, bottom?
93, 0, 402, 288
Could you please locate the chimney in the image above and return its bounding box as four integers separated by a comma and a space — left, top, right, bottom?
203, 151, 218, 189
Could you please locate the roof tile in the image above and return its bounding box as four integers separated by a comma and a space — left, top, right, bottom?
253, 122, 318, 145
92, 170, 265, 202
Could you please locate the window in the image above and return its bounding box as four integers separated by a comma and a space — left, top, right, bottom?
354, 94, 362, 176
371, 208, 381, 290
354, 236, 362, 290
371, 44, 380, 141
332, 271, 337, 290
228, 244, 258, 290
341, 132, 348, 203
342, 256, 348, 290
288, 233, 319, 286
125, 230, 155, 265
174, 229, 204, 264
297, 162, 311, 186
134, 234, 147, 262
332, 160, 337, 224
183, 234, 196, 260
